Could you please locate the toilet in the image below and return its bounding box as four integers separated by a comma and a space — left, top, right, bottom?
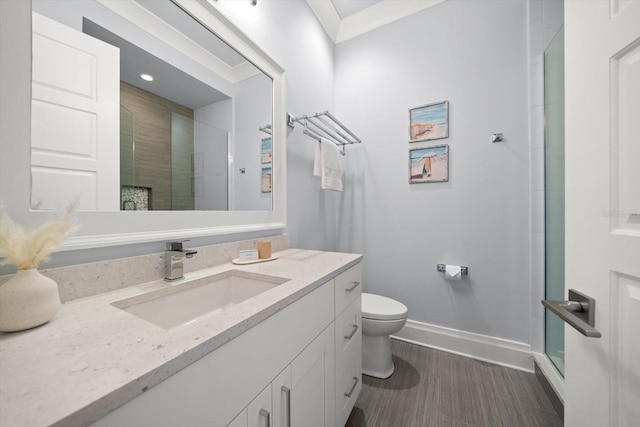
361, 293, 408, 379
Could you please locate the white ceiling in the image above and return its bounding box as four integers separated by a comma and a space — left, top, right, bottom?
308, 0, 446, 44
330, 0, 383, 19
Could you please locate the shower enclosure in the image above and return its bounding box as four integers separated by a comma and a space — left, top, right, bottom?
544, 27, 565, 376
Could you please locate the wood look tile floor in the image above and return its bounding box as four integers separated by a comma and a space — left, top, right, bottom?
346, 340, 562, 427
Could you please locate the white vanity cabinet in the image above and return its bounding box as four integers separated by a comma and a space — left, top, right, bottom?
227, 324, 335, 427
92, 262, 362, 427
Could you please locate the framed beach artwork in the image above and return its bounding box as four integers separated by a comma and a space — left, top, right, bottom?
409, 101, 449, 142
409, 144, 449, 183
261, 164, 272, 193
261, 137, 272, 164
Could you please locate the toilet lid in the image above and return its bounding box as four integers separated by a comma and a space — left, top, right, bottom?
361, 293, 408, 321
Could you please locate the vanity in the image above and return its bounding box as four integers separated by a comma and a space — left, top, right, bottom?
0, 249, 363, 427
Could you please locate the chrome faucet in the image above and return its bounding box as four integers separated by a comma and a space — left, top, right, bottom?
164, 240, 198, 281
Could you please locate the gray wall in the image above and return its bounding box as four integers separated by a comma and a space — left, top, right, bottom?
232, 73, 273, 211
194, 101, 231, 211
334, 0, 531, 343
214, 1, 339, 251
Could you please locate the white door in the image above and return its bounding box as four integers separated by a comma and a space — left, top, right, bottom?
565, 1, 640, 426
31, 13, 120, 210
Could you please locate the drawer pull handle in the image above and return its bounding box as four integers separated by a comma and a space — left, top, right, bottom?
344, 324, 359, 340
281, 386, 291, 427
345, 281, 360, 292
259, 408, 270, 427
345, 377, 359, 397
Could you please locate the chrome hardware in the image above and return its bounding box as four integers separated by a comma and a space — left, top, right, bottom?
345, 377, 359, 397
258, 124, 272, 135
436, 264, 468, 275
344, 324, 359, 340
289, 110, 361, 156
345, 281, 360, 292
542, 289, 601, 338
164, 240, 198, 282
491, 133, 504, 143
281, 386, 291, 427
259, 408, 270, 427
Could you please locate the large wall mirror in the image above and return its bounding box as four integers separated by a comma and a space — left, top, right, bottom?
0, 0, 285, 250
31, 0, 273, 212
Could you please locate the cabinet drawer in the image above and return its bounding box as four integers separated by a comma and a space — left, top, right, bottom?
335, 296, 361, 373
335, 263, 362, 316
336, 360, 361, 427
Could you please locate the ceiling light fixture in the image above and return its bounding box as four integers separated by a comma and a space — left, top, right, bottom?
140, 73, 154, 82
251, 0, 257, 5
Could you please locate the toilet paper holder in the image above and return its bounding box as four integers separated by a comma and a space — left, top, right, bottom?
437, 264, 468, 276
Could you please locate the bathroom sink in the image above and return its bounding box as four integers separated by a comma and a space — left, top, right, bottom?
111, 270, 290, 329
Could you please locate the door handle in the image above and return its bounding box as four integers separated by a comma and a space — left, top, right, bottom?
345, 281, 360, 292
542, 289, 601, 338
344, 324, 359, 340
345, 377, 359, 397
259, 408, 270, 427
281, 386, 291, 427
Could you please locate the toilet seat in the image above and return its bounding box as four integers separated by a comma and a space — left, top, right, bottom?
362, 293, 408, 321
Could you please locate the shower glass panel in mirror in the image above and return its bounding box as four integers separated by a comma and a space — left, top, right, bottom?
30, 0, 273, 212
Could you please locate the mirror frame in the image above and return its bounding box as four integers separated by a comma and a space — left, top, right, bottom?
0, 0, 286, 251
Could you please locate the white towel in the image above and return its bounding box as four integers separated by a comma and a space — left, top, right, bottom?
313, 140, 343, 192
313, 141, 322, 177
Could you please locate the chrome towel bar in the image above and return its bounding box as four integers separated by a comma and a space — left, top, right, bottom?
288, 111, 361, 156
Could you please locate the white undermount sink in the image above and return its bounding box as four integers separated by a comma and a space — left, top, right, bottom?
111, 270, 290, 329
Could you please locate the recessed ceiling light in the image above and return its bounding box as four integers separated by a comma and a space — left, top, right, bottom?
140, 74, 154, 82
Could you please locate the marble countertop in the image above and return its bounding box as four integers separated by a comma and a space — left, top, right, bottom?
0, 249, 362, 427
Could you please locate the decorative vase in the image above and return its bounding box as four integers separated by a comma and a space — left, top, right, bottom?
0, 268, 61, 332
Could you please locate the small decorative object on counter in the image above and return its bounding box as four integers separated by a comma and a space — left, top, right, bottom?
0, 205, 77, 332
257, 240, 272, 259
238, 249, 259, 262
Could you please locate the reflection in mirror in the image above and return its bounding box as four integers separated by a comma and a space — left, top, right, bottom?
30, 0, 273, 212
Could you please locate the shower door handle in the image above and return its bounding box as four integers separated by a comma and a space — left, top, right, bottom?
542, 289, 601, 338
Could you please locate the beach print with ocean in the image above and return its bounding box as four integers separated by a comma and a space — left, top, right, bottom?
410, 101, 448, 142
410, 145, 448, 182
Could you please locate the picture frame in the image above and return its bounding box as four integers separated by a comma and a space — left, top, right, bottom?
409, 144, 449, 183
261, 164, 272, 193
409, 101, 449, 142
261, 137, 272, 164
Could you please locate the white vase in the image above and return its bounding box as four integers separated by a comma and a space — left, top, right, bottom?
0, 268, 61, 332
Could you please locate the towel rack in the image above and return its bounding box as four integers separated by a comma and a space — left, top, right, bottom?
258, 124, 272, 136
288, 111, 361, 156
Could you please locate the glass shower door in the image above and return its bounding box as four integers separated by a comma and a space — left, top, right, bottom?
544, 27, 565, 376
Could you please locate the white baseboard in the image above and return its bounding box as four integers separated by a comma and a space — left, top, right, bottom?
392, 319, 534, 372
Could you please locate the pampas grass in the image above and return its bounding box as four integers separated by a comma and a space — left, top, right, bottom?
0, 205, 78, 270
